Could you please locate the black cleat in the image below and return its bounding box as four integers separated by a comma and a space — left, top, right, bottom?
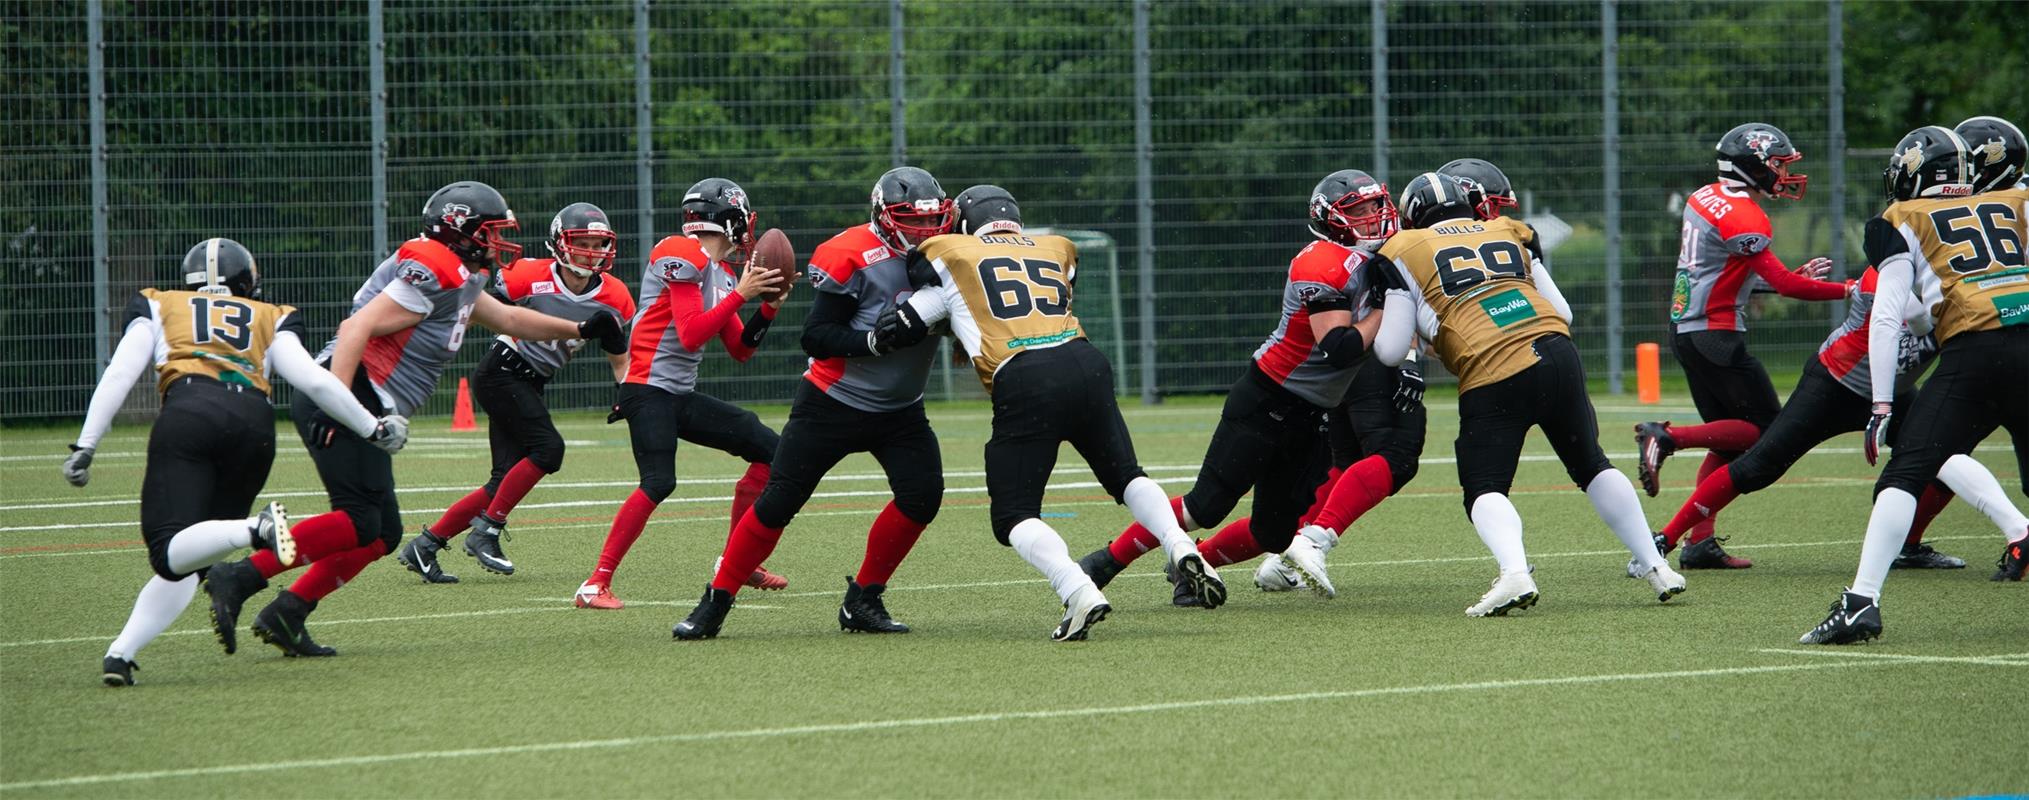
1679, 535, 1753, 569
251, 591, 337, 657
1633, 422, 1675, 498
673, 586, 734, 640
101, 656, 137, 687
202, 559, 268, 655
1163, 558, 1202, 608
1893, 541, 1966, 570
1995, 537, 2029, 582
1798, 590, 1883, 645
396, 531, 460, 584
1078, 546, 1127, 591
839, 578, 910, 634
463, 515, 515, 575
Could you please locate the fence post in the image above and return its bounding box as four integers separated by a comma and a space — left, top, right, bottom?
1601, 0, 1625, 395
88, 0, 109, 369
635, 0, 652, 263
1370, 0, 1388, 185
1133, 0, 1157, 404
369, 0, 388, 259
887, 1, 950, 400
1826, 0, 1846, 284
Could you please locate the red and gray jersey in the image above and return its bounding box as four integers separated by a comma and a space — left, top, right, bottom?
1816, 266, 1937, 398
315, 237, 486, 416
803, 224, 939, 412
1249, 240, 1373, 408
494, 258, 635, 377
626, 236, 737, 395
1669, 183, 1776, 333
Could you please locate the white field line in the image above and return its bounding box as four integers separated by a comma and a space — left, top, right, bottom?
0, 439, 599, 464
1755, 648, 2029, 667
0, 650, 2011, 792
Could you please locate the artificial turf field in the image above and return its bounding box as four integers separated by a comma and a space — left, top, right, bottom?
0, 389, 2022, 798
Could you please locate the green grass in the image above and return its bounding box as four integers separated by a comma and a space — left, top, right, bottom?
1, 390, 2023, 798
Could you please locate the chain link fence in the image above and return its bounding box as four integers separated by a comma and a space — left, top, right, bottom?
4, 0, 1861, 422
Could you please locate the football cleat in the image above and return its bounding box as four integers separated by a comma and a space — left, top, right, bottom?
250, 502, 294, 567
573, 581, 623, 610
1253, 553, 1306, 592
672, 586, 734, 640
101, 656, 137, 687
1169, 550, 1227, 610
396, 531, 460, 584
1798, 590, 1882, 645
1995, 536, 2029, 582
1051, 584, 1112, 642
839, 578, 910, 634
202, 559, 268, 655
463, 515, 515, 575
1626, 532, 1675, 579
747, 566, 788, 591
1633, 422, 1675, 498
250, 591, 337, 657
1643, 562, 1688, 602
1679, 535, 1753, 569
1162, 557, 1202, 607
1281, 525, 1338, 599
1466, 570, 1539, 617
1892, 541, 1965, 570
1077, 546, 1128, 591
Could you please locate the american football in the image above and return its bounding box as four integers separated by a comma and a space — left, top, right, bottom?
751, 227, 798, 302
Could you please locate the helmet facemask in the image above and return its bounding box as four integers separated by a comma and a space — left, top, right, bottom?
875, 198, 956, 250
550, 229, 617, 278
683, 208, 758, 266
1313, 187, 1398, 251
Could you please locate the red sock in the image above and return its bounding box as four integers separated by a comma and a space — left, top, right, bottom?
731, 463, 769, 536
249, 548, 289, 578
589, 489, 657, 587
1300, 467, 1345, 526
1667, 419, 1762, 452
711, 508, 784, 594
428, 488, 493, 541
1682, 453, 1730, 544
1907, 484, 1954, 545
856, 501, 926, 586
291, 510, 361, 564
1662, 465, 1740, 546
1197, 519, 1263, 567
1107, 496, 1185, 565
286, 540, 389, 603
1313, 456, 1393, 534
484, 459, 548, 522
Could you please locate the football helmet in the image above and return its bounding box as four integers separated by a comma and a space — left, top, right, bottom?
180, 237, 260, 299
1716, 123, 1808, 199
1437, 158, 1518, 219
954, 185, 1022, 235
1883, 125, 1973, 202
1307, 169, 1396, 250
1395, 172, 1477, 230
546, 202, 617, 277
1954, 116, 2026, 194
423, 181, 520, 269
681, 178, 758, 264
870, 166, 954, 250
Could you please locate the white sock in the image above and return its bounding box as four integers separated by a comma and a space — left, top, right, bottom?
1468, 493, 1530, 574
1009, 518, 1094, 604
1852, 489, 1918, 599
1122, 477, 1197, 563
1936, 455, 2029, 543
1586, 469, 1662, 569
106, 574, 199, 660
165, 518, 255, 574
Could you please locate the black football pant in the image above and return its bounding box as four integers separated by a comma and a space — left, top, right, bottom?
751, 380, 942, 529
141, 377, 276, 579
1877, 328, 2029, 498
1181, 363, 1333, 553
613, 384, 779, 505
1729, 357, 1927, 493
1454, 334, 1615, 514
1673, 329, 1782, 432
293, 375, 401, 551
474, 341, 566, 493
1328, 359, 1427, 491
984, 340, 1146, 544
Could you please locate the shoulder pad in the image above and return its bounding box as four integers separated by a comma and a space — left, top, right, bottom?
395, 239, 470, 289
810, 226, 895, 283
1862, 216, 1910, 267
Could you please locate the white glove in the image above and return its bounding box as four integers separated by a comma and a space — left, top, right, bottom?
368, 415, 410, 454
62, 446, 94, 487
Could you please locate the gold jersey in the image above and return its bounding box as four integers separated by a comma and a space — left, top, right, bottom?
125, 288, 302, 395
914, 232, 1085, 393
1378, 216, 1570, 392
1879, 188, 2029, 343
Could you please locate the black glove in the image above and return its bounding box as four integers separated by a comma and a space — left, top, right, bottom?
903, 249, 941, 289
1365, 260, 1404, 294
306, 410, 344, 449
871, 303, 931, 355
1864, 402, 1892, 465
606, 384, 629, 424
1394, 354, 1426, 413
578, 310, 627, 355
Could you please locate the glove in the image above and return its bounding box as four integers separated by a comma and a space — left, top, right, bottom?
1796, 256, 1834, 280
368, 415, 409, 454
306, 410, 343, 449
62, 445, 93, 487
1365, 259, 1404, 293
1864, 402, 1892, 466
870, 303, 930, 355
1394, 354, 1425, 413
606, 384, 629, 424
578, 310, 627, 355
903, 249, 942, 289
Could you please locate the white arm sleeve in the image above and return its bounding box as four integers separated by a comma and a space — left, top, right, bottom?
1375, 291, 1418, 367
74, 318, 158, 451
1868, 255, 1916, 405
1531, 260, 1574, 322
268, 331, 380, 438
905, 284, 952, 325
1415, 299, 1441, 342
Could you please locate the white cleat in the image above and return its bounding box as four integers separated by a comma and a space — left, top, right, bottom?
1253, 554, 1305, 592
1051, 584, 1112, 642
1466, 570, 1539, 617
252, 501, 295, 567
1169, 550, 1228, 609
1281, 525, 1338, 599
1643, 562, 1687, 602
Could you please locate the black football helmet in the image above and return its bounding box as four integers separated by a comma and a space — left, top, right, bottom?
181, 237, 260, 299
1395, 172, 1477, 230
423, 181, 520, 269
1716, 123, 1807, 199
1883, 125, 1973, 202
1955, 116, 2026, 194
1308, 169, 1396, 250
1437, 158, 1517, 220
680, 177, 758, 264
547, 202, 617, 277
870, 166, 954, 250
955, 185, 1022, 235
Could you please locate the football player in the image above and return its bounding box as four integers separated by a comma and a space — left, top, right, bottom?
1634, 123, 1853, 570
65, 238, 406, 685
574, 178, 790, 610
672, 167, 952, 638
1372, 172, 1687, 616
396, 202, 636, 582
1079, 169, 1397, 605
1802, 122, 2029, 644
202, 181, 626, 656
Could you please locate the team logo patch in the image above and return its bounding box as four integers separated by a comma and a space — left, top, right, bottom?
862, 246, 892, 264
398, 263, 434, 286
441, 203, 473, 229
1296, 284, 1324, 303
1742, 129, 1782, 157
1975, 138, 2008, 167
531, 280, 558, 295
1479, 288, 1538, 328
1732, 233, 1770, 254
1896, 145, 1926, 176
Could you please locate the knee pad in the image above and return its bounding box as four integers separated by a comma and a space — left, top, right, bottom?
146, 548, 185, 582
528, 439, 565, 475
751, 486, 798, 530
990, 498, 1041, 547
343, 506, 382, 548
1180, 488, 1232, 530
990, 511, 1024, 547
638, 476, 676, 505
1383, 451, 1420, 493
894, 489, 942, 526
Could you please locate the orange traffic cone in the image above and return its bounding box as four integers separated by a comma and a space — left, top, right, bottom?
451, 377, 478, 431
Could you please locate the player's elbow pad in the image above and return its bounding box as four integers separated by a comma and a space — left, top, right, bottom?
1317, 326, 1366, 368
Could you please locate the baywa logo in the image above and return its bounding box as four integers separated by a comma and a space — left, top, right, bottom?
1479, 288, 1538, 328
1996, 292, 2029, 328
